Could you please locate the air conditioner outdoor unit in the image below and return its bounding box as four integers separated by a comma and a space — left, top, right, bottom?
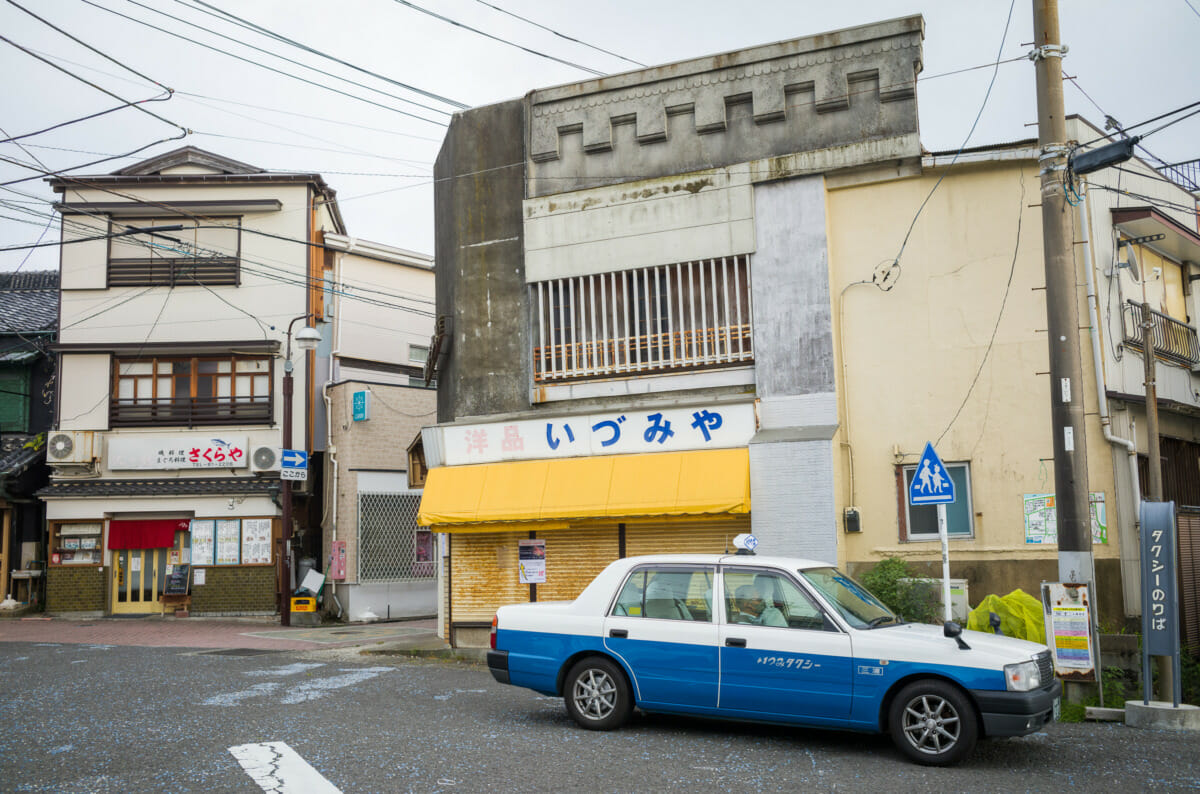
46, 431, 98, 464
250, 446, 280, 473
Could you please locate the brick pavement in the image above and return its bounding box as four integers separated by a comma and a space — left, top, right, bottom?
0, 615, 438, 651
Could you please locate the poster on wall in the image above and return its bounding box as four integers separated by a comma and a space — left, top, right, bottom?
1023, 492, 1107, 545
241, 519, 272, 564
215, 519, 241, 565
518, 539, 546, 584
190, 520, 216, 566
1041, 582, 1096, 681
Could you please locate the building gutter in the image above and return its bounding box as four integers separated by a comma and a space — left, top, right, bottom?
1079, 182, 1140, 517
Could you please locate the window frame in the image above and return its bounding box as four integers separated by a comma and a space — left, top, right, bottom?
897, 460, 975, 541
106, 216, 242, 288
608, 564, 715, 622
0, 364, 30, 432
109, 353, 274, 428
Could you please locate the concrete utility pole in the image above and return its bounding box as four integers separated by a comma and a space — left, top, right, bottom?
1032, 0, 1093, 584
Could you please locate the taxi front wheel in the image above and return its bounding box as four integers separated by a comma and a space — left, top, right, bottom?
564, 657, 632, 731
888, 680, 978, 766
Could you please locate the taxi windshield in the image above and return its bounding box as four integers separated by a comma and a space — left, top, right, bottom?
798, 567, 899, 629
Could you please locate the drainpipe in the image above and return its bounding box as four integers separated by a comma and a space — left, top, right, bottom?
320, 253, 346, 614
1078, 185, 1140, 518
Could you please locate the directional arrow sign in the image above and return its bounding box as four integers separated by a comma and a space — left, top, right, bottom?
280, 449, 308, 481
908, 442, 955, 506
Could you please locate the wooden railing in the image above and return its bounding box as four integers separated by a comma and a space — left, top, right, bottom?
534, 323, 753, 382
110, 396, 272, 427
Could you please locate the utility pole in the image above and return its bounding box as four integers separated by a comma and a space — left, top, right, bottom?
1032, 0, 1093, 584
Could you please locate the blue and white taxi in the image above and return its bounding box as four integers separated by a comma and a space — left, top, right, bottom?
486, 549, 1060, 766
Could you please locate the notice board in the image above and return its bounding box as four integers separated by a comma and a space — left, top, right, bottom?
164, 564, 191, 596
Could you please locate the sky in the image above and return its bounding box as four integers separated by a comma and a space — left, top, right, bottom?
2, 0, 1197, 273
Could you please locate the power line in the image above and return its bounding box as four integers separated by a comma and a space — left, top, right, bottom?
0, 32, 186, 134
76, 0, 446, 126
119, 0, 457, 119
389, 0, 606, 76
0, 133, 189, 186
5, 0, 169, 91
470, 0, 645, 68
186, 0, 467, 110
888, 0, 1018, 283
1076, 98, 1200, 148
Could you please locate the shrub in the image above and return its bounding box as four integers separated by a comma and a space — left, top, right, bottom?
858, 557, 941, 624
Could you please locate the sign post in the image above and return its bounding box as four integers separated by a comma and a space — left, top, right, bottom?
280, 449, 308, 482
1140, 501, 1181, 706
908, 442, 957, 622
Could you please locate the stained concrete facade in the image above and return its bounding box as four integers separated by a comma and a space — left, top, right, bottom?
432, 17, 926, 567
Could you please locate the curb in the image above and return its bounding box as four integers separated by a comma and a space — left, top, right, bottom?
360, 646, 488, 664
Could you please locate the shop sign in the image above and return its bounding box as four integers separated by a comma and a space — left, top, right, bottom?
438, 403, 756, 466
108, 436, 249, 470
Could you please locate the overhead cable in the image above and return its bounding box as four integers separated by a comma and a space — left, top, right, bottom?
389, 0, 606, 76
76, 0, 445, 126
471, 0, 644, 67
187, 0, 467, 109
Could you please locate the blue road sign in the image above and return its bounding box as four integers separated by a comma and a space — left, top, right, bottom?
281, 449, 308, 469
908, 442, 955, 506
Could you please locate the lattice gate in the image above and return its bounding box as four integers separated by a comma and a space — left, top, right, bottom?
357, 491, 434, 582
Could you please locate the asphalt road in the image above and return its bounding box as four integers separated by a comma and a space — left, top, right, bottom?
1, 642, 1197, 792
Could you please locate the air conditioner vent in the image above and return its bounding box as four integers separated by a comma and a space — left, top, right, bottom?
46, 431, 97, 464
250, 446, 279, 473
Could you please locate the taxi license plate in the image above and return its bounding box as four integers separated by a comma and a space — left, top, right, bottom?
1053, 697, 1061, 721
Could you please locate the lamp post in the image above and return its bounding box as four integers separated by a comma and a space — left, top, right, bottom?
279, 315, 321, 627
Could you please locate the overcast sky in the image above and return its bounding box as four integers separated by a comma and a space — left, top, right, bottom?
2, 0, 1197, 273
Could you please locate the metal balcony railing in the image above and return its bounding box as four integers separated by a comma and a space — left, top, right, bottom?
1158, 159, 1200, 193
110, 396, 272, 427
1122, 301, 1200, 367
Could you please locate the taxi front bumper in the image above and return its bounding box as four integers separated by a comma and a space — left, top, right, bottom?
971, 679, 1063, 737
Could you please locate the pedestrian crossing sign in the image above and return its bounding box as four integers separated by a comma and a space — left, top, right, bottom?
908, 442, 956, 506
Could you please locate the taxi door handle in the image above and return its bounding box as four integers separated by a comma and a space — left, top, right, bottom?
609, 629, 628, 638
725, 637, 747, 647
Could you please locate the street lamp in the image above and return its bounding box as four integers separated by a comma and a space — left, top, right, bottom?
279, 315, 320, 627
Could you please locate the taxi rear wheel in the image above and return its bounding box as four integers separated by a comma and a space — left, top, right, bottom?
564, 657, 632, 731
888, 680, 978, 766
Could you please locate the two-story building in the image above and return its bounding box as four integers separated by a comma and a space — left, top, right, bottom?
42, 146, 341, 616
0, 270, 57, 606
418, 17, 1200, 648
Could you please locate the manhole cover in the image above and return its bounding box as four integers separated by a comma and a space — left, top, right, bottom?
196, 648, 279, 657
330, 630, 361, 635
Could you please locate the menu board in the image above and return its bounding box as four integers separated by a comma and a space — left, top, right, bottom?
241, 519, 272, 564
215, 519, 241, 565
190, 520, 216, 566
164, 564, 191, 595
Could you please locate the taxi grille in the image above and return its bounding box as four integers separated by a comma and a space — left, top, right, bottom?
1036, 650, 1054, 685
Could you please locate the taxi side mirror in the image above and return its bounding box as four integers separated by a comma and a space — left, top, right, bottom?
943, 620, 971, 650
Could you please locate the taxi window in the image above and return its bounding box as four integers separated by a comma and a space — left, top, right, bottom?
724, 569, 830, 630
610, 567, 713, 622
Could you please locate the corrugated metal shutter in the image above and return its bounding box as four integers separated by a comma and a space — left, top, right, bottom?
1179, 508, 1200, 654
625, 519, 750, 557
450, 531, 530, 622
537, 526, 619, 602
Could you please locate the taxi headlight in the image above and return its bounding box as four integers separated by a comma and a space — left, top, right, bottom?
1004, 659, 1041, 692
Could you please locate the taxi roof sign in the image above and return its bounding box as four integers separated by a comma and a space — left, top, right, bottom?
908, 442, 955, 506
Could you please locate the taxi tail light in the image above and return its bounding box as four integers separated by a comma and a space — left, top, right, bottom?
490, 614, 498, 650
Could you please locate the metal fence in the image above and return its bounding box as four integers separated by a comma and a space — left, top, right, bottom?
357, 491, 434, 582
1122, 301, 1200, 368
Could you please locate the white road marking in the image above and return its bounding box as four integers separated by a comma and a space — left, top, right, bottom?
244, 662, 325, 677
278, 667, 392, 704
229, 741, 341, 794
203, 682, 281, 706
433, 688, 488, 701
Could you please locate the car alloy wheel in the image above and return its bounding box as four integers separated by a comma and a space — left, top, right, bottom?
564, 657, 632, 731
888, 679, 977, 766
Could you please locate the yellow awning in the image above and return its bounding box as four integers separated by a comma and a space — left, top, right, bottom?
418, 448, 750, 532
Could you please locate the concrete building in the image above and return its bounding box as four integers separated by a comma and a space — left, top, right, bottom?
319, 235, 437, 622
419, 16, 1200, 649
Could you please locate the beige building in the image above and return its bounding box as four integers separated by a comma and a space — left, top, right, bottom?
43, 146, 344, 616
319, 235, 437, 621
831, 118, 1200, 632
